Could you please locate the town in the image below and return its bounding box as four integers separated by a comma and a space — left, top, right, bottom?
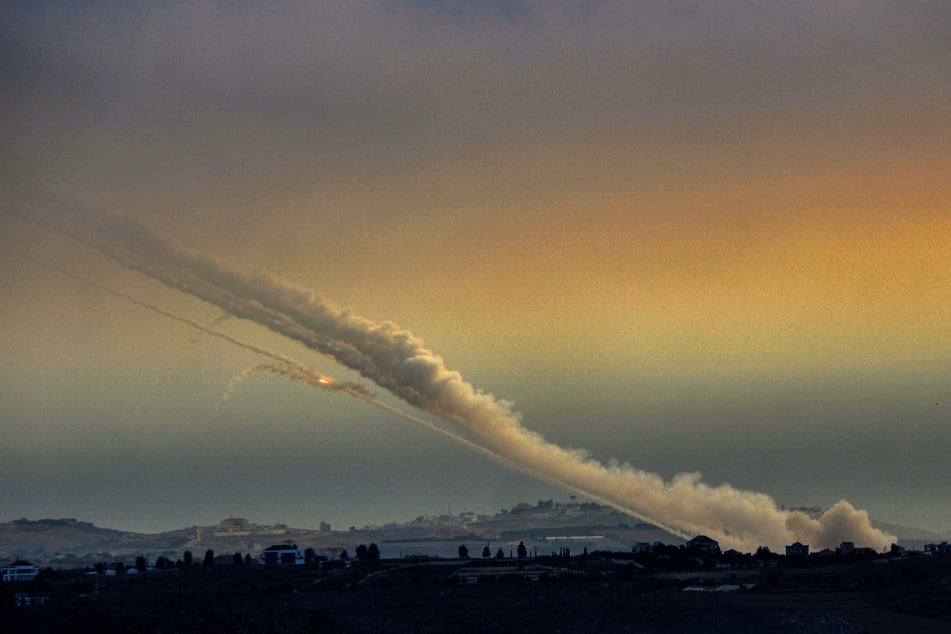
3, 503, 950, 632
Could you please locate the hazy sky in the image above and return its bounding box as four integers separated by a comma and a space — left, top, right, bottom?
1, 1, 949, 537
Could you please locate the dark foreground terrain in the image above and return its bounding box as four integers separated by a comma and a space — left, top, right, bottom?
5, 555, 950, 633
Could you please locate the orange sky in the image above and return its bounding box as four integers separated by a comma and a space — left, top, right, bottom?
1, 1, 948, 535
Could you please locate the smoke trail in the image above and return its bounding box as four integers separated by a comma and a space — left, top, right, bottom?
223, 361, 372, 401
10, 200, 894, 551
16, 247, 561, 489
14, 250, 389, 411
226, 362, 537, 467
227, 361, 700, 538
11, 250, 312, 371
16, 247, 601, 498
14, 247, 575, 494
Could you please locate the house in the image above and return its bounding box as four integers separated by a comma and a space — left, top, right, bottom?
211, 517, 289, 538
686, 535, 721, 557
836, 542, 877, 558
785, 542, 809, 559
258, 542, 305, 565
716, 549, 748, 569
2, 561, 39, 583
219, 517, 251, 531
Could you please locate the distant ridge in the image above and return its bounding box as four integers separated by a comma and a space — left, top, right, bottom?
0, 518, 195, 560
1, 504, 944, 563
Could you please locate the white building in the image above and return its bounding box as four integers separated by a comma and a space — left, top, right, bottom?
2, 561, 39, 583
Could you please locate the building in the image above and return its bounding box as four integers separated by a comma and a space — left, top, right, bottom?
686, 535, 721, 557
258, 542, 305, 565
219, 517, 251, 531
785, 542, 810, 559
836, 541, 877, 558
2, 561, 39, 583
211, 517, 288, 538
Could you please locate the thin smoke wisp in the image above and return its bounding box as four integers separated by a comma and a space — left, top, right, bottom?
14, 200, 895, 551
223, 362, 365, 401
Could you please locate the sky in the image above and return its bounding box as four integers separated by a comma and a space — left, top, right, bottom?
1, 1, 949, 541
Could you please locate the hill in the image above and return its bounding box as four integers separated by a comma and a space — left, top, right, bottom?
0, 518, 193, 562
1, 502, 944, 565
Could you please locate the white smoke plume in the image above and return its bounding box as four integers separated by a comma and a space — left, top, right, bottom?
15, 247, 620, 506
13, 202, 895, 551
15, 247, 564, 486
223, 361, 578, 481
222, 361, 695, 524
13, 250, 384, 409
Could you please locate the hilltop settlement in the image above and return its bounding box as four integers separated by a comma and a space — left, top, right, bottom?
3, 502, 949, 632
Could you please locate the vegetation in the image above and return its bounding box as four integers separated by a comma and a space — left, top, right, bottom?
3, 550, 948, 633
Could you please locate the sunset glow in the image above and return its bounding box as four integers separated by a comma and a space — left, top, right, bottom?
1, 1, 948, 538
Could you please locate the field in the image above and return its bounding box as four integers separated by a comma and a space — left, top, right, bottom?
5, 554, 950, 633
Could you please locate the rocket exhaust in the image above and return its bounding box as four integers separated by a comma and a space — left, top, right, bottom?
8, 198, 895, 551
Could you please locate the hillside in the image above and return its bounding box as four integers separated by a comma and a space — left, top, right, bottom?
1, 503, 944, 565
0, 518, 193, 561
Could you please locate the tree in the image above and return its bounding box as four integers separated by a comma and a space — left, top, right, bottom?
115, 561, 126, 574
233, 552, 243, 566
355, 544, 369, 562
304, 548, 317, 566
482, 545, 491, 559
517, 542, 527, 559
458, 544, 469, 559
203, 549, 215, 567
368, 543, 380, 561
339, 549, 349, 561
135, 556, 147, 572
183, 550, 193, 568
495, 548, 505, 560
244, 553, 253, 565
155, 556, 168, 570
